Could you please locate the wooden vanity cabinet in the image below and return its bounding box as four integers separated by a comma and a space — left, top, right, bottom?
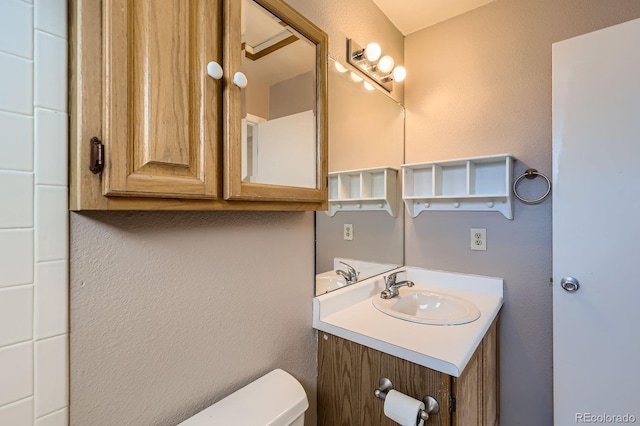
317, 319, 499, 426
69, 0, 328, 211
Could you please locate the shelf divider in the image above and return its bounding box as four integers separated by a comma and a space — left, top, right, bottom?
402, 154, 515, 219
327, 167, 399, 217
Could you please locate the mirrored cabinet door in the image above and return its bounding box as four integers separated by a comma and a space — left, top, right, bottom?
223, 0, 328, 202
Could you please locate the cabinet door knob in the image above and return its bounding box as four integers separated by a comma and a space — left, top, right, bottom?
233, 71, 248, 88
206, 61, 223, 80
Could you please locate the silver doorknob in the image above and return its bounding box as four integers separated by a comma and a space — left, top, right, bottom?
560, 277, 580, 292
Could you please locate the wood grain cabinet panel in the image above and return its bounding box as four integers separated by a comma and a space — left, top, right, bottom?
103, 0, 220, 199
318, 318, 499, 426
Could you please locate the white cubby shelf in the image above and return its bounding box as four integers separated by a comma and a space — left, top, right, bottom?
327, 167, 398, 217
402, 154, 515, 219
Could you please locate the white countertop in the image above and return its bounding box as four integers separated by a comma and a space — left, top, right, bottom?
312, 266, 503, 377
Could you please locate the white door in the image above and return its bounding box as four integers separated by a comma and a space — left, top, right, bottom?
553, 18, 640, 424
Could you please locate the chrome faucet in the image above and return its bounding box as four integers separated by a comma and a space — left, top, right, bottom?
380, 271, 414, 299
335, 261, 359, 284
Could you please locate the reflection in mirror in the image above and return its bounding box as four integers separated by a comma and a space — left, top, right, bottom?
315, 58, 405, 296
240, 0, 317, 188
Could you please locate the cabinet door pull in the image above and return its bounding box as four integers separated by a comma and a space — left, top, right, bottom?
233, 71, 248, 88
206, 61, 223, 80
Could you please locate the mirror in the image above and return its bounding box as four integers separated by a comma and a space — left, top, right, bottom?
240, 0, 317, 189
315, 58, 405, 295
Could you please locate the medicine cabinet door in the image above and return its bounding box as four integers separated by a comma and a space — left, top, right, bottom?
102, 0, 221, 199
223, 0, 328, 202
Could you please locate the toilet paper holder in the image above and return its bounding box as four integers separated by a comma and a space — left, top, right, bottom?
374, 377, 440, 421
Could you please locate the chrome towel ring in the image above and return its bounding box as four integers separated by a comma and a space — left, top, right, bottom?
513, 168, 551, 204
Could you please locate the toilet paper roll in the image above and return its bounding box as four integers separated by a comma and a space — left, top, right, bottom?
383, 390, 426, 426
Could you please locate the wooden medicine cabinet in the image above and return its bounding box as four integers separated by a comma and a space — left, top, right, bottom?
70, 0, 328, 211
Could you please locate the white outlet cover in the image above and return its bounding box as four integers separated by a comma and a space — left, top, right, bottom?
344, 224, 353, 241
470, 228, 486, 251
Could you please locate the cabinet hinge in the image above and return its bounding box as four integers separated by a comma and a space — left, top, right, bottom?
449, 394, 457, 413
89, 137, 104, 174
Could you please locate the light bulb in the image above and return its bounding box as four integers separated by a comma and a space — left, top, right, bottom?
350, 72, 363, 83
363, 81, 375, 91
392, 66, 407, 82
377, 55, 395, 73
364, 42, 382, 62
334, 61, 348, 73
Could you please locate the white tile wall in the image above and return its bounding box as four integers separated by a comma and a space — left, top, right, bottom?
0, 398, 34, 426
34, 261, 68, 340
0, 171, 34, 228
35, 109, 67, 186
0, 0, 32, 59
0, 343, 33, 406
0, 111, 34, 171
34, 336, 68, 418
34, 32, 67, 113
34, 0, 67, 39
35, 408, 67, 426
0, 1, 69, 424
0, 286, 33, 347
35, 186, 69, 262
0, 52, 33, 115
0, 229, 34, 287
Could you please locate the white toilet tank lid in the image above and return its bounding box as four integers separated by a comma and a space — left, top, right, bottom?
178, 369, 309, 426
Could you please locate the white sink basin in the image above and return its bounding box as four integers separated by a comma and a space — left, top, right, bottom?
372, 289, 481, 325
316, 271, 347, 294
313, 266, 504, 375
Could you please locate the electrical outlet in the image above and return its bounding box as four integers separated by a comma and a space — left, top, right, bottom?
344, 224, 353, 241
471, 228, 486, 251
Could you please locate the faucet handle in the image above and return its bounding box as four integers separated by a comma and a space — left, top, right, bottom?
339, 262, 358, 278
384, 272, 398, 288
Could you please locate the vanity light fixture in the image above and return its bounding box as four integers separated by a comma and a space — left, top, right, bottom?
392, 66, 407, 82
334, 61, 348, 73
350, 71, 364, 83
364, 42, 382, 61
347, 38, 407, 92
331, 57, 387, 93
377, 55, 395, 73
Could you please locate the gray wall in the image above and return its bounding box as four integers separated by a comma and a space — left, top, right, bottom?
69, 1, 403, 425
316, 210, 403, 274
70, 212, 315, 426
404, 1, 640, 425
270, 72, 315, 120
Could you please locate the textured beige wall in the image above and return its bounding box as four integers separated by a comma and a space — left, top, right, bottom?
327, 70, 404, 173
69, 1, 402, 425
70, 212, 316, 426
404, 1, 640, 424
